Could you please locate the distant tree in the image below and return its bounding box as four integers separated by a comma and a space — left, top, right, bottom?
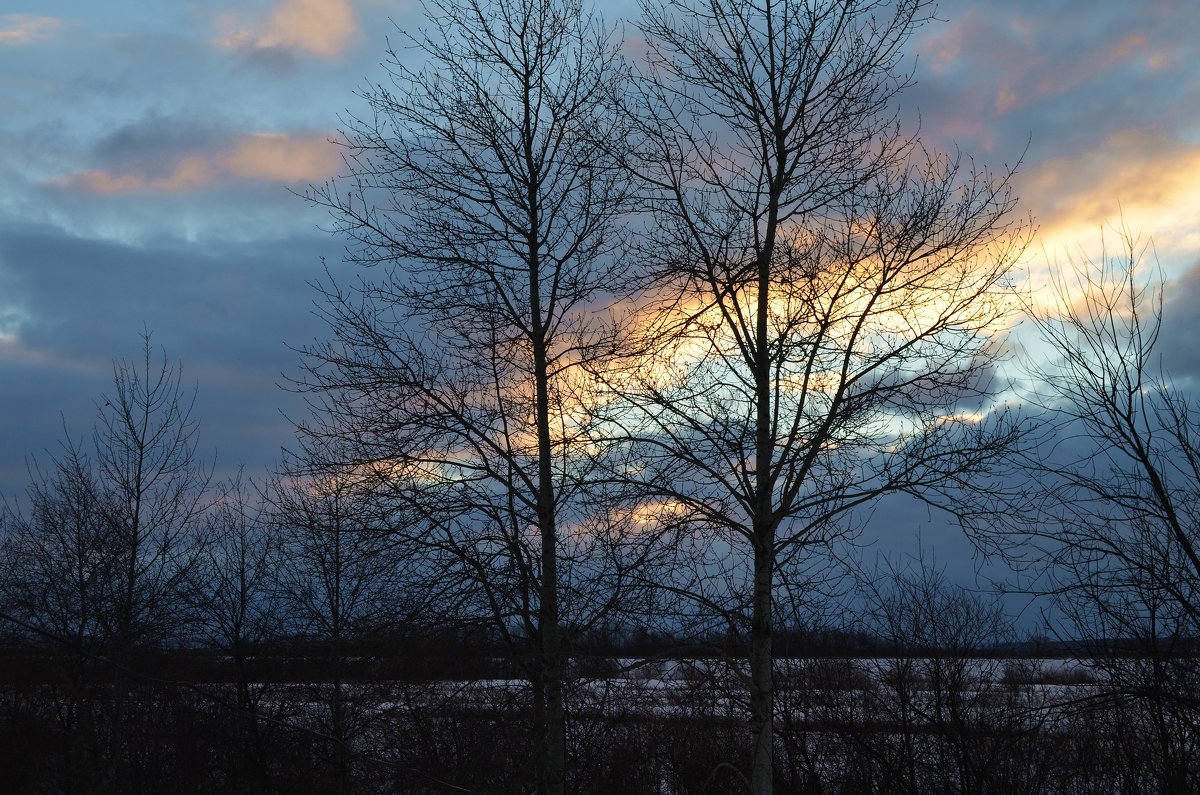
93, 334, 211, 656
1016, 228, 1200, 791
0, 439, 109, 788
602, 0, 1028, 790
192, 470, 279, 792
856, 562, 1050, 793
265, 466, 405, 794
298, 0, 647, 791
0, 332, 212, 790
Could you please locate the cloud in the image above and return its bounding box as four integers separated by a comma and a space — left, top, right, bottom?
919, 6, 1167, 120
1023, 129, 1200, 259
0, 14, 63, 46
1161, 259, 1200, 381
223, 133, 343, 182
0, 334, 101, 374
91, 113, 225, 173
902, 1, 1200, 164
213, 0, 358, 58
49, 131, 340, 195
0, 221, 342, 499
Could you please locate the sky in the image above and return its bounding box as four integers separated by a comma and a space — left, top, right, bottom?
2, 0, 1199, 599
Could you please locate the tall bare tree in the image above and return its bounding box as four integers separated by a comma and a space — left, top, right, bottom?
1016, 230, 1200, 791
298, 1, 644, 790
609, 0, 1028, 789
91, 334, 212, 788
93, 335, 211, 654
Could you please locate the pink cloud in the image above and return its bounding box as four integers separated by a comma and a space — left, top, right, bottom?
213, 0, 357, 58
1109, 33, 1149, 62
994, 86, 1019, 115
62, 170, 149, 194
0, 14, 63, 45
50, 132, 340, 195
919, 9, 1167, 119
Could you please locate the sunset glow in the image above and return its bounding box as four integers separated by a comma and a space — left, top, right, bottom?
1, 0, 1198, 542
2, 3, 1199, 787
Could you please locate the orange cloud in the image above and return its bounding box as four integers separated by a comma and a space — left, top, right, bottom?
213, 0, 357, 58
223, 133, 342, 182
1019, 130, 1200, 318
51, 132, 340, 194
0, 14, 63, 45
1025, 129, 1200, 257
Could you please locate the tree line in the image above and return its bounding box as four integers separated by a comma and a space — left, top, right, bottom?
3, 0, 1198, 792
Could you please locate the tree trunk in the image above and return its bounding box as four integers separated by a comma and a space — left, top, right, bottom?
750, 184, 779, 795
539, 626, 566, 795
534, 326, 566, 794
749, 537, 775, 794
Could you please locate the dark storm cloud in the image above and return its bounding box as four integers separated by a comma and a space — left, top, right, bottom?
0, 221, 345, 500
1162, 261, 1200, 382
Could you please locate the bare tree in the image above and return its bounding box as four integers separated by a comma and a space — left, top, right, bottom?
1016, 229, 1200, 791
266, 467, 405, 794
607, 1, 1028, 789
856, 561, 1052, 793
92, 334, 213, 788
0, 333, 212, 789
0, 439, 110, 788
94, 334, 211, 656
298, 1, 644, 791
191, 471, 279, 792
